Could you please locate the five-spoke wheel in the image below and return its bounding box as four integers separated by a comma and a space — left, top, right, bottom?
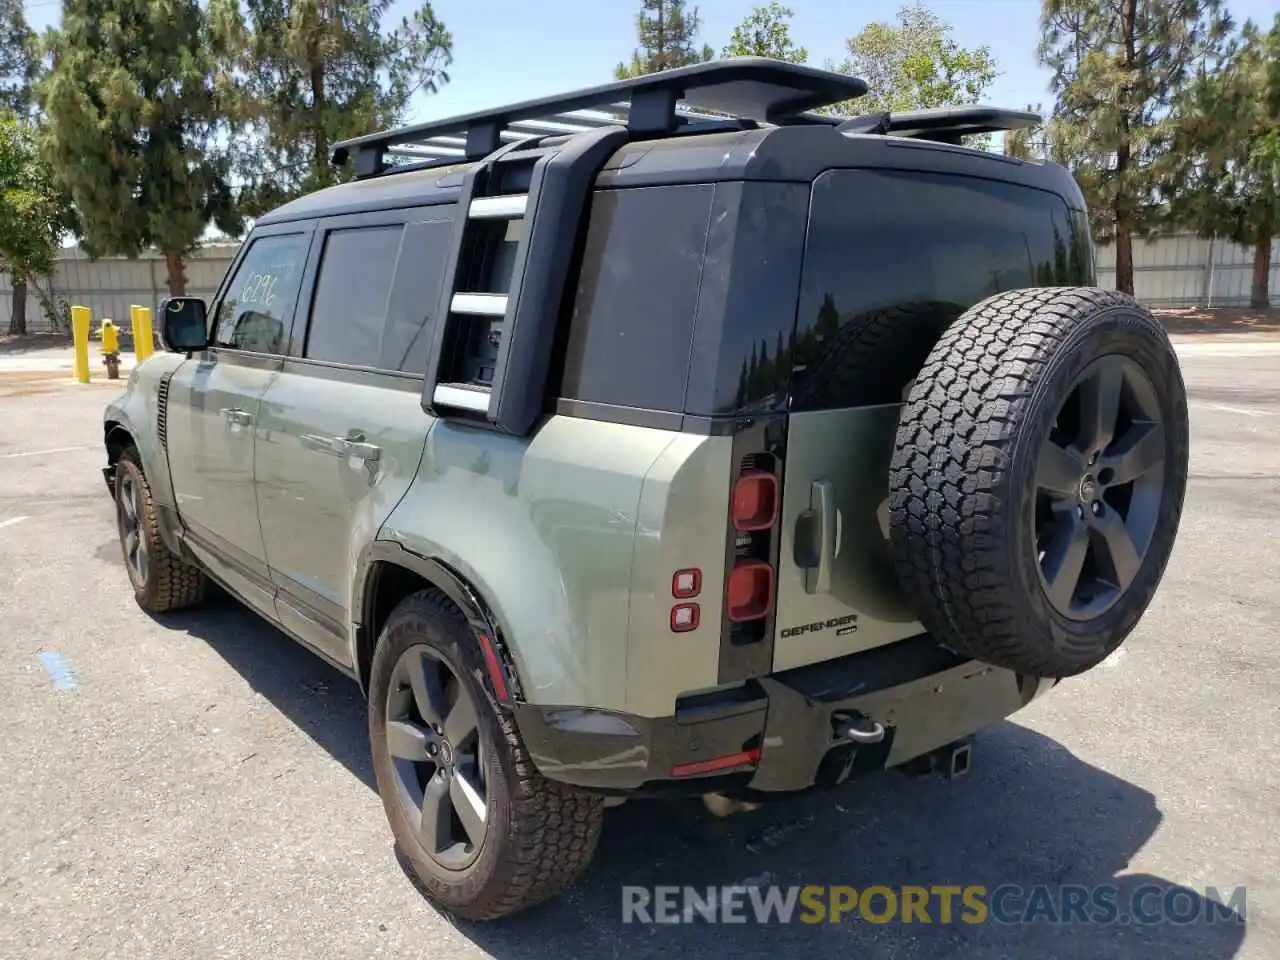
117, 466, 149, 590
385, 645, 488, 871
1035, 355, 1167, 620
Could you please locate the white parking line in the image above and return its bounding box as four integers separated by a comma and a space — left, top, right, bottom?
1190, 402, 1275, 418
0, 445, 92, 459
0, 516, 29, 531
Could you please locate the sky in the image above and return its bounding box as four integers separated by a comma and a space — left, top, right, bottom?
22, 0, 1280, 126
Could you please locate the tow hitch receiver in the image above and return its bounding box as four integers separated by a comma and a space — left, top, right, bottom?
900, 738, 973, 780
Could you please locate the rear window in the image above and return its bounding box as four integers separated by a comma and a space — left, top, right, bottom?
790, 168, 1094, 411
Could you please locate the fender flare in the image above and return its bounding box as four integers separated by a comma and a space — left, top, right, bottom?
353, 541, 521, 702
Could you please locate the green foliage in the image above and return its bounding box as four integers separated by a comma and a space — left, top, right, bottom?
616, 0, 714, 79
1164, 16, 1279, 242
0, 112, 74, 282
0, 0, 38, 118
721, 2, 807, 63
824, 2, 997, 116
228, 0, 453, 215
40, 0, 242, 293
1039, 0, 1234, 291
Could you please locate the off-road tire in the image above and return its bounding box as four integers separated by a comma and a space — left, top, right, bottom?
368, 590, 605, 921
887, 288, 1189, 677
114, 449, 208, 613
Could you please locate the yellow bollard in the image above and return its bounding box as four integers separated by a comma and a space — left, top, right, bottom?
71, 305, 92, 383
136, 306, 154, 362
129, 304, 143, 360
100, 320, 120, 379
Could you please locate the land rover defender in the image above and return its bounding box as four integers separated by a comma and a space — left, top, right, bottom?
101, 59, 1189, 921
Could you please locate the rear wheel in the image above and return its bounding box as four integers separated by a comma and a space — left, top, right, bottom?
888, 287, 1189, 677
368, 590, 604, 920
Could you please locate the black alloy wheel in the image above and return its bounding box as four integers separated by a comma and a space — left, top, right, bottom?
1034, 354, 1167, 620
117, 466, 150, 591
385, 643, 488, 871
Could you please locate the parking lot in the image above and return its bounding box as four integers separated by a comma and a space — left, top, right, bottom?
1, 336, 1276, 959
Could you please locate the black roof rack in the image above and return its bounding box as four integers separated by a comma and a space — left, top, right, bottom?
836, 106, 1041, 144
332, 57, 868, 178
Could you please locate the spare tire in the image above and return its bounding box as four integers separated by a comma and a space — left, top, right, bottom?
887, 287, 1189, 678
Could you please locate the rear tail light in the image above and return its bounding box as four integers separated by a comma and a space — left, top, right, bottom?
727, 560, 774, 622
732, 470, 778, 531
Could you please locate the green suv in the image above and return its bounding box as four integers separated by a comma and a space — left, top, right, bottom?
101, 59, 1189, 921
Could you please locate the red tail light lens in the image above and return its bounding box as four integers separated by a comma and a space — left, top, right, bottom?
670, 602, 700, 632
727, 560, 774, 622
732, 470, 778, 531
672, 568, 702, 599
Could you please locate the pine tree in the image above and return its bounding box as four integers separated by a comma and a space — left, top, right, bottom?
40, 0, 241, 296
0, 0, 37, 118
1039, 0, 1234, 295
1165, 14, 1280, 308
616, 0, 714, 79
229, 0, 453, 215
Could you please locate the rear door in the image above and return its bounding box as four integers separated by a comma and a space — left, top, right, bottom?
253, 208, 454, 667
773, 167, 1093, 672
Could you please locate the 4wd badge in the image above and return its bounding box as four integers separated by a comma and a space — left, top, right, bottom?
780, 614, 859, 639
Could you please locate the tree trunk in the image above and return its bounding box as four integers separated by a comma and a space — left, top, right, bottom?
1113, 0, 1137, 298
164, 251, 187, 297
1115, 228, 1134, 295
1251, 227, 1272, 310
8, 278, 27, 335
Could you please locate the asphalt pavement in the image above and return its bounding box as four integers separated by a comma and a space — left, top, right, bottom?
0, 337, 1276, 959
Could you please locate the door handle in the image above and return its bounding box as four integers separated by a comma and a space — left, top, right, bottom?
301, 433, 342, 455
803, 479, 837, 595
339, 438, 381, 462
220, 407, 252, 426
300, 432, 381, 463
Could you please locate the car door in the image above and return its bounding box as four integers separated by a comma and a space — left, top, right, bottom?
165, 223, 314, 617
773, 168, 1085, 672
253, 209, 455, 668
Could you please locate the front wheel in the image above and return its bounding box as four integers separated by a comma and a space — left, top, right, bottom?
367, 590, 604, 920
114, 450, 207, 613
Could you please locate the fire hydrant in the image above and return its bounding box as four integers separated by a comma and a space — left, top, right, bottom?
100, 319, 121, 379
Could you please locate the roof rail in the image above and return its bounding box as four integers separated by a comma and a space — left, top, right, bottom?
332, 57, 869, 178
836, 106, 1041, 144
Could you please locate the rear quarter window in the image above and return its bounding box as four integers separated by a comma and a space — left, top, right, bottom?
554, 184, 715, 412
790, 168, 1093, 412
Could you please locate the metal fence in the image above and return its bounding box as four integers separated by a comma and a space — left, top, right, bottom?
1094, 233, 1279, 308
1, 243, 240, 334
2, 230, 1277, 334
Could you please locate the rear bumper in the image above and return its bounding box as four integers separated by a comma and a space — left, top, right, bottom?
511, 633, 1058, 797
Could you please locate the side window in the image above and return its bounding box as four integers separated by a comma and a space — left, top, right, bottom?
213, 233, 309, 353
304, 226, 404, 367
790, 169, 1091, 412
556, 185, 714, 410
380, 218, 453, 374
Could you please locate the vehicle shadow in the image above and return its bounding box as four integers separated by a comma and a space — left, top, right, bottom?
159, 592, 1246, 960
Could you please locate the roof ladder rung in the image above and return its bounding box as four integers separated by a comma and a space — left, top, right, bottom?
433, 383, 491, 413
451, 293, 509, 317
470, 195, 529, 219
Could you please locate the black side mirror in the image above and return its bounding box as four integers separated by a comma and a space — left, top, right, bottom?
158, 297, 209, 352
